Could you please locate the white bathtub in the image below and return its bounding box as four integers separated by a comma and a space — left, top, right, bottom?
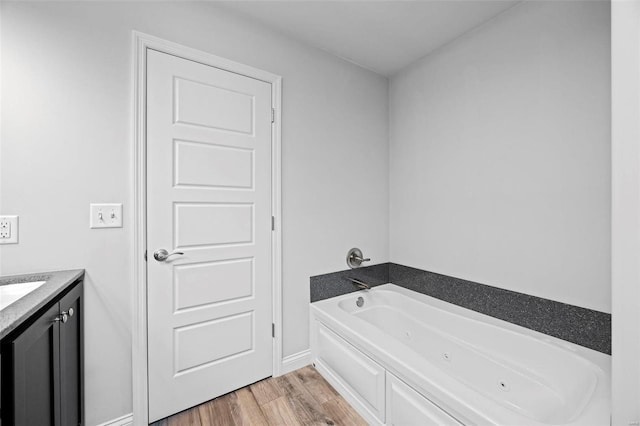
310, 284, 610, 426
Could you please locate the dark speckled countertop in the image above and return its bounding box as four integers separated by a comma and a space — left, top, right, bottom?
0, 269, 84, 340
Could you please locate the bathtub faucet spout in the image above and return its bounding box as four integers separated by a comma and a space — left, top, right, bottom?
348, 277, 371, 290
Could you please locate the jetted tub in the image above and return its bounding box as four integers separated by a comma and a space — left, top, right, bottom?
310, 284, 610, 426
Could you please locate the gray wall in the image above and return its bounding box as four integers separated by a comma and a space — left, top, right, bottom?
389, 1, 611, 312
0, 2, 389, 424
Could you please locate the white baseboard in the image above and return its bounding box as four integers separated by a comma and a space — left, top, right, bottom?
95, 413, 133, 426
280, 349, 312, 374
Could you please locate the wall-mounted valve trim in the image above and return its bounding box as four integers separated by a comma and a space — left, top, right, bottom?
346, 248, 370, 269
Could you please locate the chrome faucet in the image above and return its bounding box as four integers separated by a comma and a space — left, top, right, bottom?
348, 277, 370, 290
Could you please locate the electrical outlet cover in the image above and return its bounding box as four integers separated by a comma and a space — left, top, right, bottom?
0, 216, 19, 244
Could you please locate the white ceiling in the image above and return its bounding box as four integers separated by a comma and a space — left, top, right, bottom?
215, 1, 519, 76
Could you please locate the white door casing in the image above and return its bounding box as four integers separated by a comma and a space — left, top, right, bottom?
146, 49, 274, 422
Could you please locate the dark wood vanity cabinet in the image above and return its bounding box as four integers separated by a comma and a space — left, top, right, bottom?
1, 280, 83, 426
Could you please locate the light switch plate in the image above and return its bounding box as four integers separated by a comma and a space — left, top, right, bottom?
0, 216, 18, 244
90, 204, 123, 228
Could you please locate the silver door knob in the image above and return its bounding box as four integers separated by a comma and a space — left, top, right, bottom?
153, 248, 184, 262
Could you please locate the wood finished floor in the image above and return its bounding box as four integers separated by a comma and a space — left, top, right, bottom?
151, 366, 367, 426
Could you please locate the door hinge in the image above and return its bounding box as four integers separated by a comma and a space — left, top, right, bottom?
272, 323, 275, 338
271, 108, 275, 123
271, 216, 275, 231
144, 250, 147, 262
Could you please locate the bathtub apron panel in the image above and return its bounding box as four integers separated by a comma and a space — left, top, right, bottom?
315, 323, 386, 423
386, 372, 462, 426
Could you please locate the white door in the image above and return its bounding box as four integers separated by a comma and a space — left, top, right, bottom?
146, 49, 273, 422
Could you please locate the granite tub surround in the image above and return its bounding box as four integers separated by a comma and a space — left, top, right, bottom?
310, 263, 389, 302
0, 269, 85, 340
310, 263, 611, 354
389, 263, 611, 354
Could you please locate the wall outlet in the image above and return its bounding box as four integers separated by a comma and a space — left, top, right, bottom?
0, 216, 19, 244
90, 204, 123, 228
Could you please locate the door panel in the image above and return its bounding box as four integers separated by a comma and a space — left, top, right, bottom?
174, 203, 253, 248
174, 77, 254, 134
147, 49, 273, 422
173, 258, 254, 311
12, 303, 61, 426
174, 312, 254, 373
173, 140, 253, 189
59, 284, 83, 426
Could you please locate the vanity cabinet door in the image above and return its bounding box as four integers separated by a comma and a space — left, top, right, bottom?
1, 280, 83, 426
11, 303, 61, 426
59, 283, 83, 426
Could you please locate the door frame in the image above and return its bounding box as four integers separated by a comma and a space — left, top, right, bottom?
131, 31, 283, 426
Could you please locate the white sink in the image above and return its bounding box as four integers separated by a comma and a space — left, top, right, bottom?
0, 281, 46, 310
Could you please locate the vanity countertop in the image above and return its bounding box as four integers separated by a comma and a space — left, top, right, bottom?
0, 269, 85, 340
